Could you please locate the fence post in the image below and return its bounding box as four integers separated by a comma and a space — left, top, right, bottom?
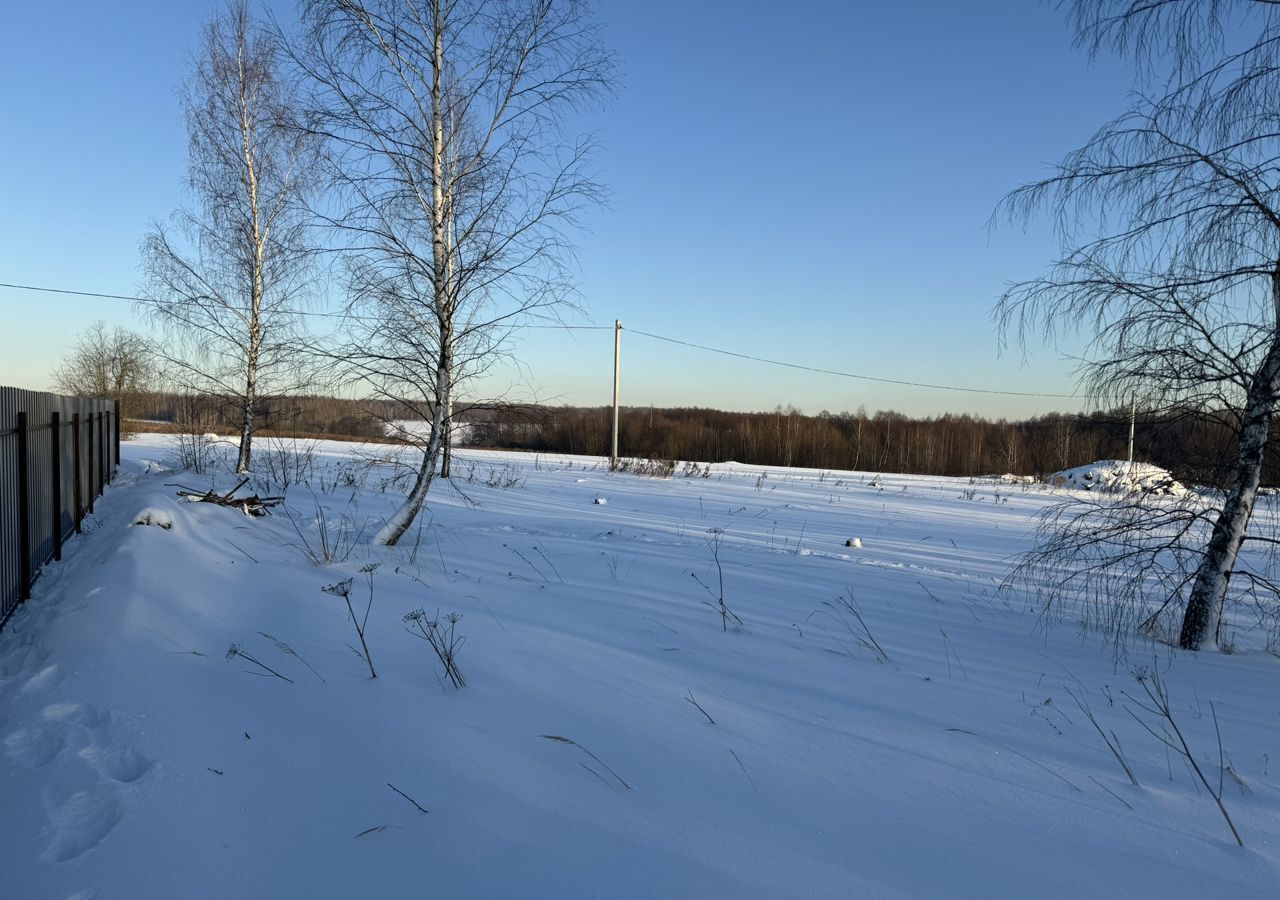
86, 412, 95, 515
100, 410, 108, 487
114, 399, 120, 468
50, 411, 62, 561
16, 411, 31, 602
72, 413, 83, 532
97, 410, 103, 491
96, 410, 104, 493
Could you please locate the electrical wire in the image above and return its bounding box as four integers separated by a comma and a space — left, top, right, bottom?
623, 327, 1093, 399
0, 281, 610, 329
1, 279, 1087, 399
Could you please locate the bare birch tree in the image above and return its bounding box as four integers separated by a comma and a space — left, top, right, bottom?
291, 0, 612, 545
999, 0, 1280, 650
142, 0, 319, 472
52, 321, 152, 420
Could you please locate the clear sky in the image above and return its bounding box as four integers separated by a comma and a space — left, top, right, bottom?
0, 0, 1135, 419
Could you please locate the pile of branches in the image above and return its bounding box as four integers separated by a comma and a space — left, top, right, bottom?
172, 477, 284, 517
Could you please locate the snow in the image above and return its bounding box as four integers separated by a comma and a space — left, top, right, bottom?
1048, 459, 1188, 495
1, 437, 1277, 898
384, 419, 475, 445
982, 472, 1036, 485
130, 507, 174, 530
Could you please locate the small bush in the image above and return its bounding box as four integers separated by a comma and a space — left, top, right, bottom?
614, 457, 676, 478
172, 431, 224, 474
255, 436, 319, 491
805, 587, 891, 664
465, 460, 526, 489
404, 608, 466, 688
286, 496, 367, 564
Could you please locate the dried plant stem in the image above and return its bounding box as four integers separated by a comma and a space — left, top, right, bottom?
541, 735, 631, 790
386, 782, 429, 814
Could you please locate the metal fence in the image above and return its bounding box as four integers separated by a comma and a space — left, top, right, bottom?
1, 387, 119, 631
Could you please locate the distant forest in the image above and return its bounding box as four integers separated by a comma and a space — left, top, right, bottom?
129, 392, 1271, 487
465, 405, 1259, 488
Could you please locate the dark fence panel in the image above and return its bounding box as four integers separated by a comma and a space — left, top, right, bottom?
0, 387, 118, 631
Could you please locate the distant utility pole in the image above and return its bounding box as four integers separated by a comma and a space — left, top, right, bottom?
1127, 396, 1136, 468
614, 318, 624, 471
610, 320, 621, 470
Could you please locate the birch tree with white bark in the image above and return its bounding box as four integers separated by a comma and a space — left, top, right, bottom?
142, 0, 319, 473
999, 0, 1280, 650
291, 0, 612, 545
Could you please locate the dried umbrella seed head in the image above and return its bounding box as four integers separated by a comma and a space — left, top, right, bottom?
321, 574, 376, 678
403, 607, 466, 689
322, 578, 354, 598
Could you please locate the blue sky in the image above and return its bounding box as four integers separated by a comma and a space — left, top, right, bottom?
0, 0, 1134, 418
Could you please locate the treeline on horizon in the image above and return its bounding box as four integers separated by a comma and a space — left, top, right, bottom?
467, 405, 1257, 487
127, 391, 1269, 487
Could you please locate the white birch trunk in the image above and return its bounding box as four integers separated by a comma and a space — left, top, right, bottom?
1179, 269, 1280, 649
375, 5, 452, 546
235, 24, 265, 475
374, 377, 449, 545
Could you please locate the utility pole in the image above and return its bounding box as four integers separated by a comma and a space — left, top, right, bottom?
610, 320, 621, 470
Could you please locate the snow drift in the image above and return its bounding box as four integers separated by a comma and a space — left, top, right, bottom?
2, 437, 1276, 899
1048, 459, 1187, 495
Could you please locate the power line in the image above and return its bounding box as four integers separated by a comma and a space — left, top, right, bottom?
0, 281, 343, 321
0, 281, 610, 329
0, 279, 1088, 399
624, 328, 1094, 400
1, 282, 149, 306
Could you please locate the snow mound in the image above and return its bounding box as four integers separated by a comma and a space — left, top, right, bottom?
131, 508, 174, 529
980, 473, 1035, 485
1047, 460, 1186, 495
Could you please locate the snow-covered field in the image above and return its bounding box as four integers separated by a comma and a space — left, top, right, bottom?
384, 419, 476, 444
2, 436, 1277, 898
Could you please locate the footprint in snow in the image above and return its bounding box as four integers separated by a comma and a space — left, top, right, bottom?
0, 640, 52, 679
4, 721, 66, 768
42, 702, 152, 783
4, 700, 153, 862
43, 701, 108, 730
20, 663, 64, 695
79, 738, 152, 784
40, 785, 124, 863
2, 613, 151, 865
